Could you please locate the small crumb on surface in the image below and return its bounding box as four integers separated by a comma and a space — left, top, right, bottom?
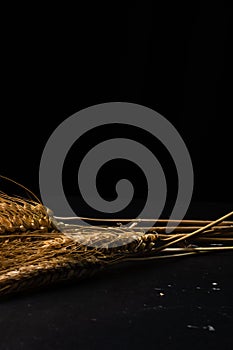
203, 325, 215, 332
187, 325, 199, 329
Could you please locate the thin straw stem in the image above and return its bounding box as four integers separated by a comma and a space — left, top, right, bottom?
54, 216, 233, 225
164, 246, 233, 252
156, 211, 233, 251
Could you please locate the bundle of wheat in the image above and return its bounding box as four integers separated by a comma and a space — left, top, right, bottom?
0, 177, 232, 297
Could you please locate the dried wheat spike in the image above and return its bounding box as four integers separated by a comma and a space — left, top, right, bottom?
0, 185, 232, 297
0, 191, 161, 296
0, 193, 55, 234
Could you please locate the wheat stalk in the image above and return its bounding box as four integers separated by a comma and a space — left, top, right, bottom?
0, 177, 232, 297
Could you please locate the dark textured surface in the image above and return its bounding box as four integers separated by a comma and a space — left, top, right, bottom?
0, 203, 232, 350
0, 252, 233, 350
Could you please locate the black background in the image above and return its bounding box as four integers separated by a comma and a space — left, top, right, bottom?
1, 2, 232, 211
0, 3, 233, 350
